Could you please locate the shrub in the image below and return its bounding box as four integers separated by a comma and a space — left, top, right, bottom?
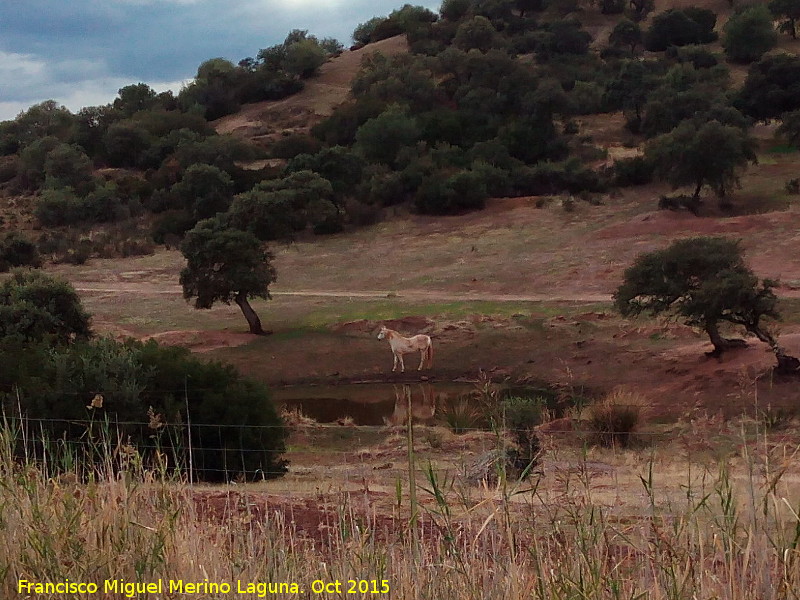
151, 210, 197, 245
81, 183, 128, 223
569, 81, 606, 115
512, 158, 604, 195
355, 106, 421, 166
736, 54, 800, 121
454, 16, 499, 52
0, 232, 41, 271
665, 44, 718, 69
440, 0, 471, 21
438, 397, 487, 434
35, 188, 84, 227
644, 9, 718, 52
414, 169, 488, 214
102, 122, 154, 168
285, 146, 363, 198
600, 0, 625, 14
536, 19, 592, 58
370, 18, 405, 42
270, 134, 322, 159
353, 17, 387, 44
658, 194, 702, 215
0, 269, 92, 345
778, 109, 800, 147
171, 163, 234, 220
359, 168, 412, 206
7, 338, 287, 481
587, 388, 645, 447
42, 143, 95, 193
612, 155, 654, 186
723, 5, 778, 63
282, 39, 327, 78
499, 395, 543, 478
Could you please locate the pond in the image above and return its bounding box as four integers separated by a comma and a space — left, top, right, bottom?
271, 382, 477, 426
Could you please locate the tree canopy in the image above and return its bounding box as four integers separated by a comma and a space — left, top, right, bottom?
722, 5, 778, 63
645, 120, 757, 201
615, 237, 799, 372
0, 269, 92, 345
179, 218, 277, 335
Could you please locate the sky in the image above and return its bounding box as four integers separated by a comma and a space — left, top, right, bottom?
0, 0, 441, 122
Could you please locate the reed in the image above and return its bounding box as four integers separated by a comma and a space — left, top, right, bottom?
1, 412, 799, 599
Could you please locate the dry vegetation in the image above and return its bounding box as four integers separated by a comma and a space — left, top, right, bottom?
3, 407, 800, 599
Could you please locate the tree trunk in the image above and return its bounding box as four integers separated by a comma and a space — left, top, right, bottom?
744, 324, 800, 374
235, 292, 268, 335
705, 322, 747, 357
693, 181, 703, 199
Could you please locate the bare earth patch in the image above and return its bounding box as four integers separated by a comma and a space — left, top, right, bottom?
142, 329, 255, 353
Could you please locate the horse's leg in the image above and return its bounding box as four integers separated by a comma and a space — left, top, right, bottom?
392, 352, 398, 372
398, 353, 405, 373
418, 349, 425, 370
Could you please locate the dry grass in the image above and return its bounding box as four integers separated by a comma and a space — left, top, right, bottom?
3, 414, 800, 599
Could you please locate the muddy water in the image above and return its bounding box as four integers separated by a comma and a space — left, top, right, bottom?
271, 382, 476, 426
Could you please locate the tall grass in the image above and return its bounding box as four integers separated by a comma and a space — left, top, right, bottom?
1, 416, 800, 599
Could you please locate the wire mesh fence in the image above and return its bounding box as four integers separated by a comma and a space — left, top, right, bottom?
0, 408, 695, 485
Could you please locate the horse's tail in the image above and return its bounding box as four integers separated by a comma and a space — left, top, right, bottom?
426, 339, 434, 368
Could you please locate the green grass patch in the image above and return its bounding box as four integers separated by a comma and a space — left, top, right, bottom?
777, 297, 800, 324
767, 144, 798, 154
292, 298, 614, 328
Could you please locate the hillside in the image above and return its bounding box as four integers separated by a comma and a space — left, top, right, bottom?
213, 35, 410, 145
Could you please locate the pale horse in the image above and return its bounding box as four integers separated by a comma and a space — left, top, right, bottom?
376, 325, 433, 372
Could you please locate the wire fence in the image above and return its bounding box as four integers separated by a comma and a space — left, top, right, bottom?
0, 407, 766, 484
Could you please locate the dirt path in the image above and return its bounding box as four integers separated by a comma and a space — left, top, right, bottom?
72, 284, 800, 302
74, 284, 610, 302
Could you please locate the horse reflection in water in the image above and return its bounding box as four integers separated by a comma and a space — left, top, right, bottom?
384, 384, 437, 426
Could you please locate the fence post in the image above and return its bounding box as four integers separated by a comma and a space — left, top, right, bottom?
405, 385, 419, 556
184, 377, 193, 486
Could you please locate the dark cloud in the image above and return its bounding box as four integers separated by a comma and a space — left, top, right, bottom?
0, 0, 440, 120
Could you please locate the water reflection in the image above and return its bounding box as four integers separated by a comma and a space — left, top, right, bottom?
273, 382, 474, 426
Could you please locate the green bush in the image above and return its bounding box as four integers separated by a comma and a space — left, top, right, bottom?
665, 44, 718, 69
35, 188, 84, 227
171, 163, 234, 220
4, 338, 287, 482
285, 146, 363, 197
512, 158, 605, 195
353, 17, 387, 44
355, 106, 422, 166
151, 210, 197, 245
612, 155, 654, 186
415, 169, 488, 214
499, 395, 543, 478
644, 8, 718, 52
569, 81, 606, 115
270, 134, 322, 159
0, 232, 41, 271
0, 269, 91, 345
723, 5, 778, 63
736, 54, 800, 121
